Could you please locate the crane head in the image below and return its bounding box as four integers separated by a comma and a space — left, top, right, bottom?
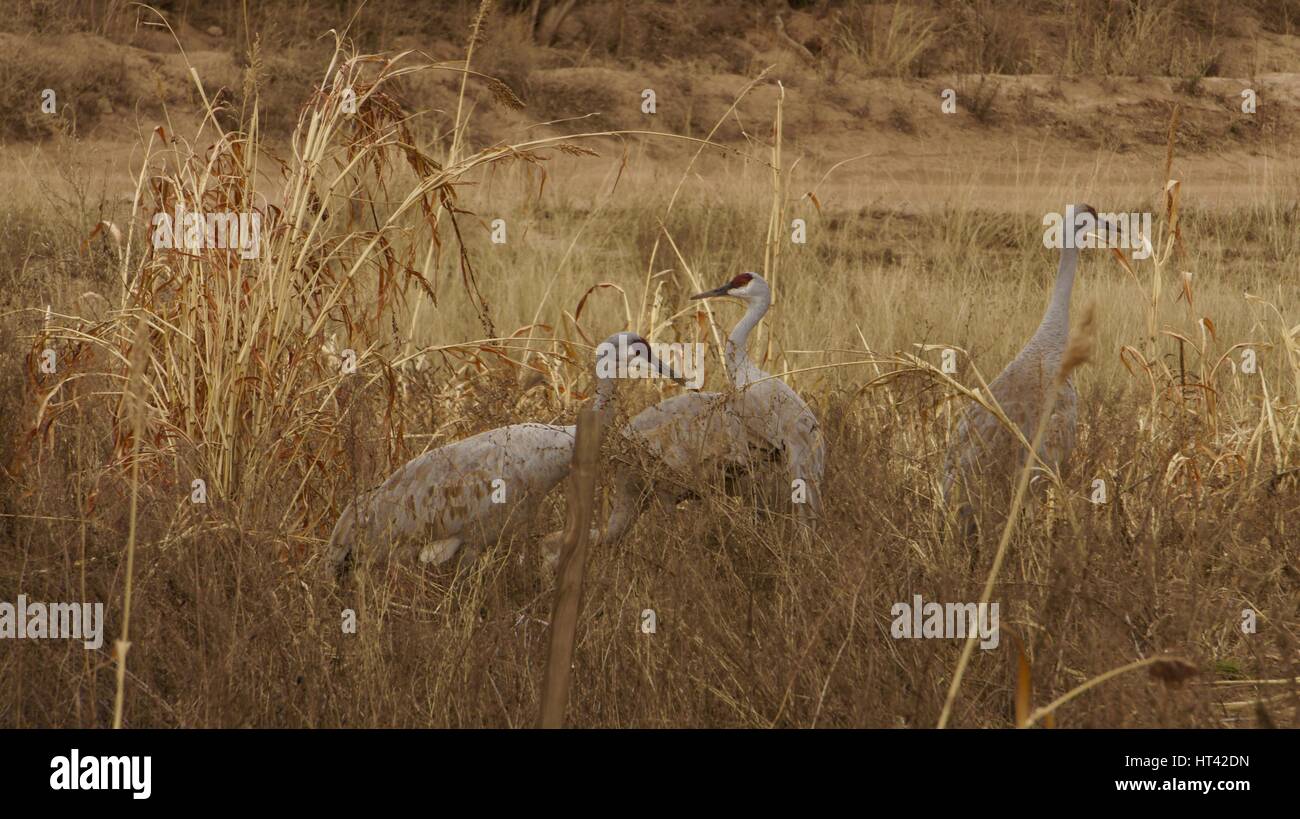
1066, 203, 1120, 248
689, 271, 767, 301
1067, 203, 1097, 237
594, 331, 687, 386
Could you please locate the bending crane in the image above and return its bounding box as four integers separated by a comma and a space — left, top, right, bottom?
326, 332, 678, 571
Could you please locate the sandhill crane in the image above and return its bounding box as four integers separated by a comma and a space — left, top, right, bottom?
325, 332, 679, 572
540, 274, 826, 551
690, 272, 826, 526
942, 204, 1112, 520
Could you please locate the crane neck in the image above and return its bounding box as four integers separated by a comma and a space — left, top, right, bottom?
1030, 244, 1078, 349
725, 292, 770, 386
592, 377, 617, 411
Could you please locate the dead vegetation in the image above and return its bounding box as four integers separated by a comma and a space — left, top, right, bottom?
0, 2, 1298, 728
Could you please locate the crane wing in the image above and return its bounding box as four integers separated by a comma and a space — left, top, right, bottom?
327, 423, 576, 566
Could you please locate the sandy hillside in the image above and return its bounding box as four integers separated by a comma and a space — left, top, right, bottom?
3, 3, 1300, 216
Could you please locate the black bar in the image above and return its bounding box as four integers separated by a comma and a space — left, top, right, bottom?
4, 728, 1287, 806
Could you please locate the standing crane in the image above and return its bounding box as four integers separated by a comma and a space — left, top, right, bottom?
535, 272, 819, 550
690, 272, 826, 527
538, 272, 824, 553
325, 332, 680, 572
942, 203, 1112, 522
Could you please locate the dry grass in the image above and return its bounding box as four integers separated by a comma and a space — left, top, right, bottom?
833, 2, 939, 78
4, 1, 1285, 77
1, 3, 1298, 729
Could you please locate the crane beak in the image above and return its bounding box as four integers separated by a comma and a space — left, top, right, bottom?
690, 284, 730, 300
1090, 215, 1121, 250
647, 353, 689, 387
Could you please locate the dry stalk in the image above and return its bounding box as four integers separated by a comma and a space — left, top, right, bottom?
538, 407, 604, 728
